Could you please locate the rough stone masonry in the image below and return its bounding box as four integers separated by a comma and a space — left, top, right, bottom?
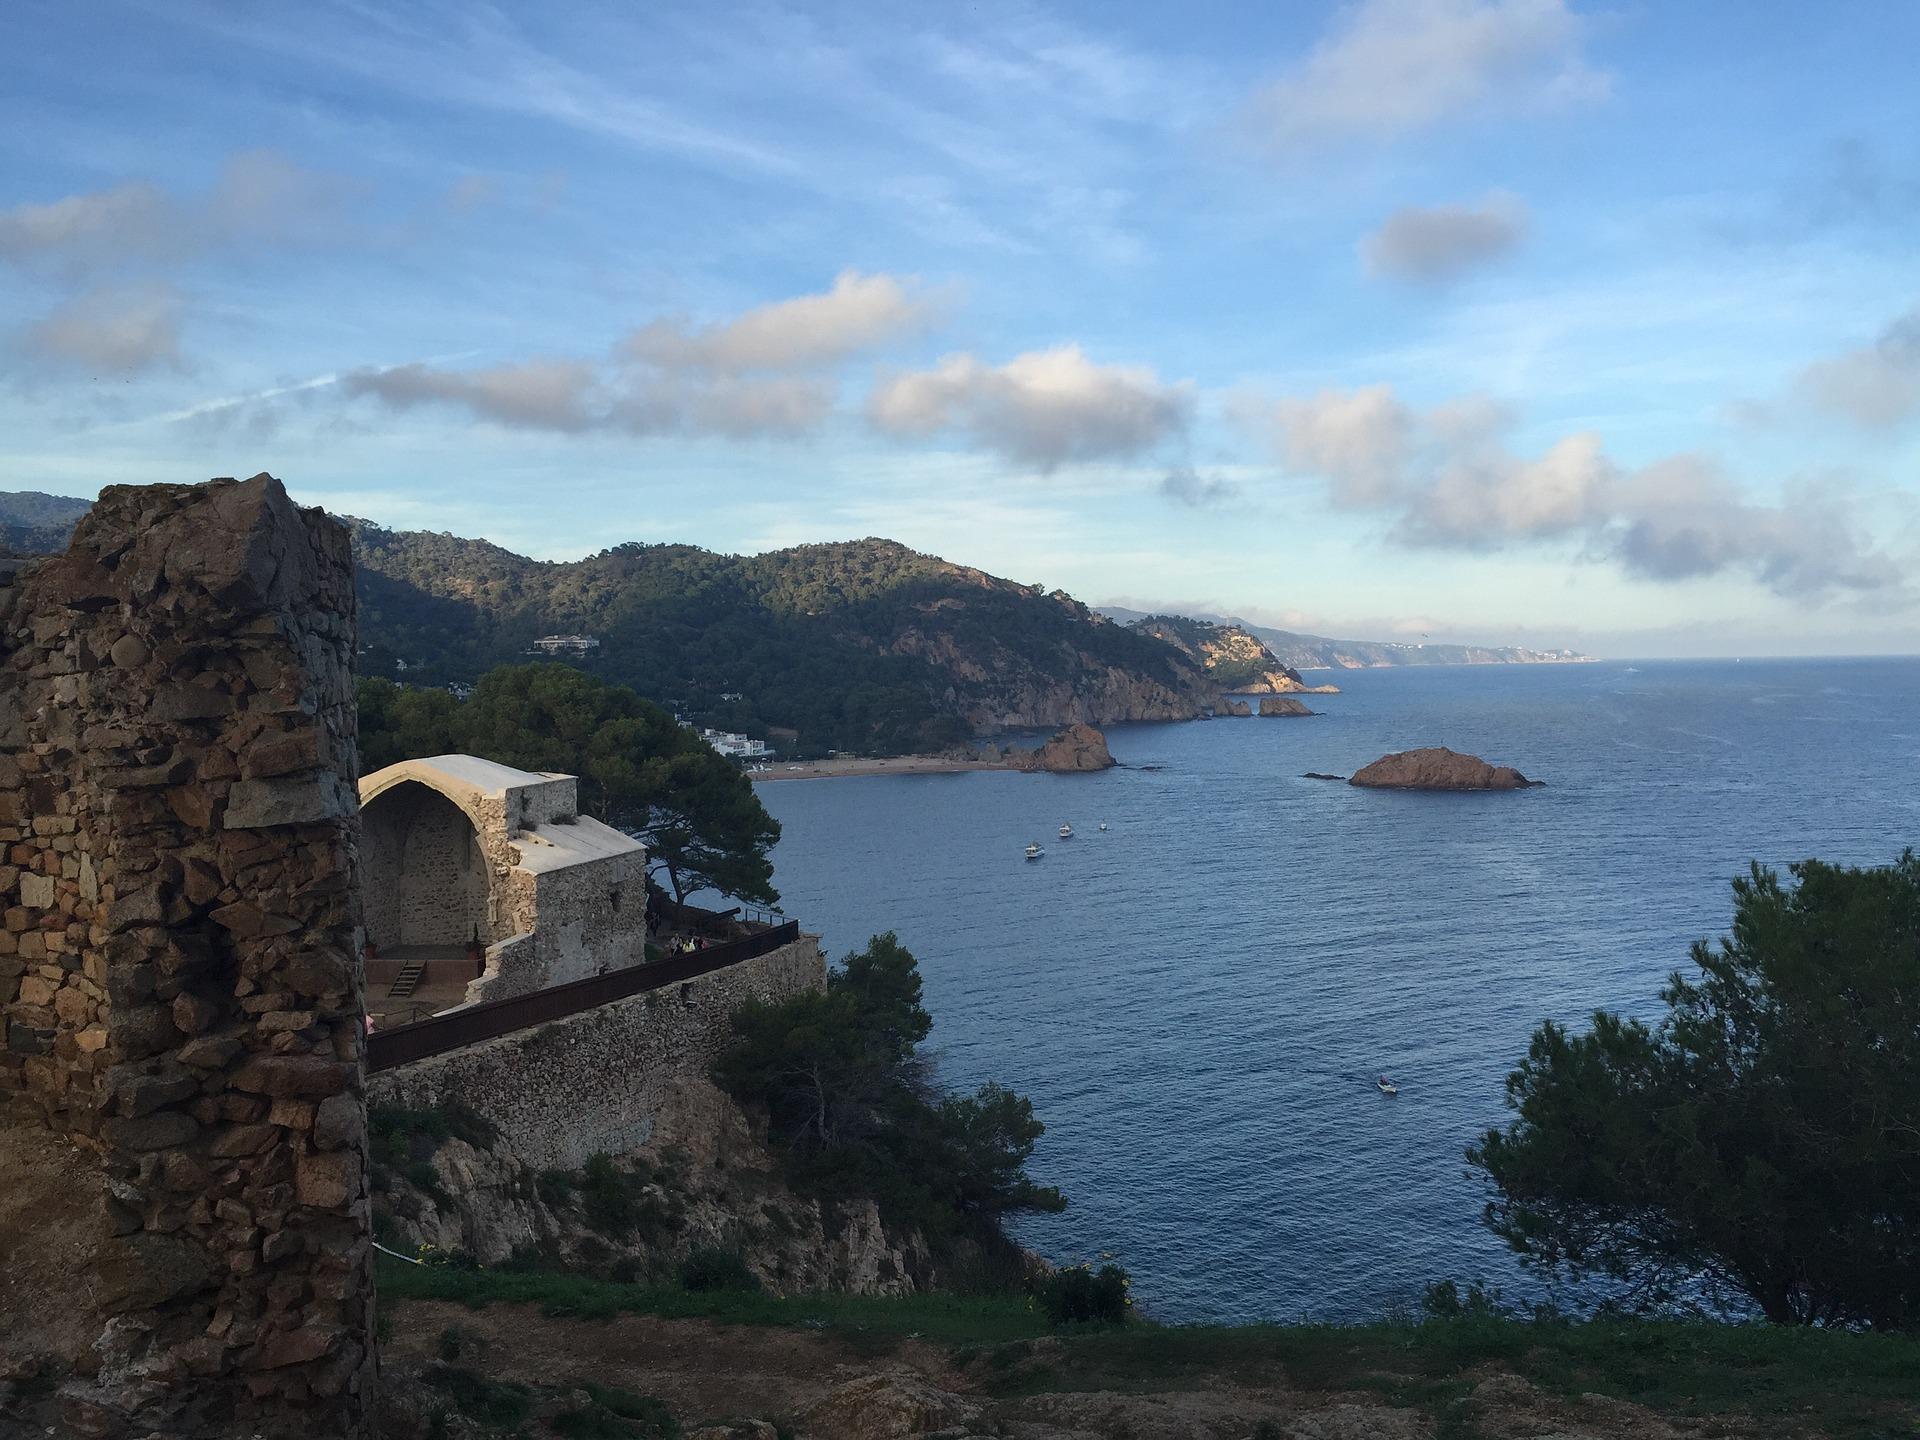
0, 476, 374, 1437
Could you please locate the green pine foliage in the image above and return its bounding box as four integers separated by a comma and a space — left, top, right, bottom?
358, 664, 780, 904
1471, 851, 1920, 1327
714, 932, 1065, 1251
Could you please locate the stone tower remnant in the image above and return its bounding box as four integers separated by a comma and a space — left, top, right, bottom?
0, 475, 374, 1437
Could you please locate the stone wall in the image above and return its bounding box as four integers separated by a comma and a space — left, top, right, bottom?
0, 476, 374, 1438
360, 780, 489, 950
475, 829, 651, 1001
371, 936, 826, 1170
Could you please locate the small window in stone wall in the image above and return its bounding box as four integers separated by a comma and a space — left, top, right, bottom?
680, 982, 693, 1008
610, 886, 621, 913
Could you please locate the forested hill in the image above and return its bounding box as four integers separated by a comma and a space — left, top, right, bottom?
0, 491, 92, 557
350, 523, 1217, 754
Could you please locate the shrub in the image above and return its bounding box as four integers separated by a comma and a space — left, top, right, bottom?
679, 1247, 762, 1293
538, 1168, 577, 1207
420, 1363, 532, 1428
1033, 1263, 1131, 1327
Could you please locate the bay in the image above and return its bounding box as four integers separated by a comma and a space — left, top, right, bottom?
756, 658, 1920, 1323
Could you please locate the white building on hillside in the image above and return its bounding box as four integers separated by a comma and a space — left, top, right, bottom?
530, 634, 600, 655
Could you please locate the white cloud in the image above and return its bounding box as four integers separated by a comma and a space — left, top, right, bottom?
1245, 384, 1413, 506
0, 150, 350, 276
342, 273, 927, 439
0, 184, 174, 272
1243, 383, 1901, 598
1252, 0, 1608, 152
342, 359, 601, 432
868, 344, 1190, 469
20, 283, 186, 373
1361, 193, 1528, 282
625, 270, 937, 372
1792, 306, 1920, 427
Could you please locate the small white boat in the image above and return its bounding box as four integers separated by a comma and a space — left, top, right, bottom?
1376, 1075, 1398, 1096
1025, 842, 1044, 861
1058, 823, 1074, 840
1098, 821, 1108, 832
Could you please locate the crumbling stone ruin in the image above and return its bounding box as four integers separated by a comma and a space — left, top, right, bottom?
0, 476, 374, 1437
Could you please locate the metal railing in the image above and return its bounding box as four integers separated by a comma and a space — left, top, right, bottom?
366, 920, 800, 1073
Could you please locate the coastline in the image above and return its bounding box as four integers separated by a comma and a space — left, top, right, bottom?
751, 755, 1015, 782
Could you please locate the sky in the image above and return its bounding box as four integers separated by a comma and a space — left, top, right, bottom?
3, 1, 1918, 657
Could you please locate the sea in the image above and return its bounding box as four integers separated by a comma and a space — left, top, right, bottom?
754, 658, 1920, 1325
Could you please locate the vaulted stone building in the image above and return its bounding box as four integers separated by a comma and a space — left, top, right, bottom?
358, 755, 649, 1013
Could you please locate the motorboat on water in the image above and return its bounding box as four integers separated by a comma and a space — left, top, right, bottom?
1376, 1075, 1398, 1096
1025, 842, 1044, 861
1058, 823, 1074, 840
1098, 821, 1108, 831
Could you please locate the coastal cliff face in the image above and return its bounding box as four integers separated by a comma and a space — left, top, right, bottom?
885, 626, 1210, 730
1349, 747, 1539, 791
1127, 614, 1325, 695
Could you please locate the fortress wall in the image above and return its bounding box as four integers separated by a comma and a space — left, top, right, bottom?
372, 934, 825, 1170
0, 476, 374, 1439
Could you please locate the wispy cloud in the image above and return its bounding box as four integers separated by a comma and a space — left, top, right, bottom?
0, 150, 352, 277
342, 272, 935, 439
1361, 192, 1528, 283
19, 283, 186, 373
1241, 383, 1904, 598
1249, 0, 1608, 153
1159, 464, 1241, 507
1791, 304, 1920, 428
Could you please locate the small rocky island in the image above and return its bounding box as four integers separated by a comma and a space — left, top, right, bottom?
1006, 722, 1116, 773
1221, 697, 1315, 717
1347, 746, 1541, 791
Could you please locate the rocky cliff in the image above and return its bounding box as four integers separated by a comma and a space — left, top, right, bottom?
374, 1076, 931, 1296
1126, 614, 1330, 695
1348, 747, 1540, 791
1005, 723, 1117, 773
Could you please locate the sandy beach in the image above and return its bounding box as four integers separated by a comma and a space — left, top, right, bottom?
751, 755, 1014, 781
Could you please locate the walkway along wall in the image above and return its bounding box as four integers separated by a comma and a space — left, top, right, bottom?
369, 934, 825, 1171
0, 476, 374, 1438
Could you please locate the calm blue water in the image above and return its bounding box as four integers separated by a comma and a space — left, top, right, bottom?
755, 659, 1920, 1323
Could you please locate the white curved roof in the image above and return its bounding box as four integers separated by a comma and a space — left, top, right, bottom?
511, 814, 644, 872
359, 754, 568, 806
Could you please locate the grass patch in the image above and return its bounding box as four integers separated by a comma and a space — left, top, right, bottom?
378, 1252, 1047, 1346
987, 1318, 1920, 1437
378, 1257, 1920, 1437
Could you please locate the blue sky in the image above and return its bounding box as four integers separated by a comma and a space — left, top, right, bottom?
4, 1, 1918, 656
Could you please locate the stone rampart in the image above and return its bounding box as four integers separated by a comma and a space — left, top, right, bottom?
369, 935, 825, 1170
0, 476, 373, 1438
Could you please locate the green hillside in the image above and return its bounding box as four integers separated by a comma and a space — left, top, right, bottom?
350, 524, 1213, 754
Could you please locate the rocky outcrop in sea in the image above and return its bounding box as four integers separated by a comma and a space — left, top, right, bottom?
1007, 723, 1117, 773
1348, 747, 1540, 791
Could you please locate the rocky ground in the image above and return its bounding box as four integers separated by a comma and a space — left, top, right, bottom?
374, 1076, 932, 1296
374, 1298, 1800, 1440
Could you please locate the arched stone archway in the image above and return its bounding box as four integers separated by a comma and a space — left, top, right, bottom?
359, 779, 491, 952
